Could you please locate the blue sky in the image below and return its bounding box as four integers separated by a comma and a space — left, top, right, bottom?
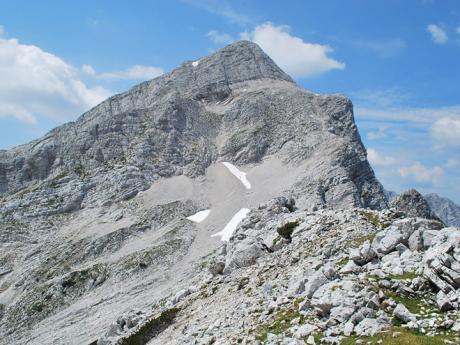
0, 0, 459, 202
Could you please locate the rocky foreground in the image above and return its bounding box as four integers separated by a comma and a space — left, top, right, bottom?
96, 191, 460, 345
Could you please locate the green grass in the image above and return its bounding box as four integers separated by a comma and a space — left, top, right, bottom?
359, 210, 386, 229
118, 308, 179, 345
348, 232, 378, 246
336, 257, 349, 268
255, 298, 305, 341
341, 327, 455, 345
389, 272, 419, 280
277, 221, 299, 240
30, 303, 44, 313
384, 290, 433, 315
73, 164, 85, 177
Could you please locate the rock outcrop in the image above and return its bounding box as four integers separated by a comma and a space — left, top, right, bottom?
390, 189, 440, 221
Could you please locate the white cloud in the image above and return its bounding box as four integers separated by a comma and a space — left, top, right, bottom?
0, 38, 111, 124
241, 22, 345, 78
355, 105, 460, 124
0, 25, 4, 36
82, 64, 164, 81
399, 162, 444, 184
446, 158, 459, 168
431, 117, 460, 146
207, 30, 234, 44
367, 148, 398, 166
427, 24, 448, 44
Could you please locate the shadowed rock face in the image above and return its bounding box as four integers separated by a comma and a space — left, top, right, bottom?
390, 189, 440, 221
0, 41, 388, 345
0, 40, 386, 213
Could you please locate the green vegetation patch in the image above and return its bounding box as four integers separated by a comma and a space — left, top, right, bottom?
348, 231, 378, 246
255, 298, 305, 342
277, 220, 299, 241
341, 326, 455, 345
389, 272, 419, 280
359, 210, 386, 229
384, 290, 432, 315
336, 257, 349, 268
119, 308, 179, 345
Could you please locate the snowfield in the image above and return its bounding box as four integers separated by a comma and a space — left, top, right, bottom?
222, 162, 251, 189
186, 210, 210, 223
212, 208, 250, 241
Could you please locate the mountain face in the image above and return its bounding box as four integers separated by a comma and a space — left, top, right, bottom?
425, 193, 460, 227
0, 41, 388, 344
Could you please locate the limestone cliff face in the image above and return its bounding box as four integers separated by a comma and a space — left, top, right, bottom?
0, 40, 386, 214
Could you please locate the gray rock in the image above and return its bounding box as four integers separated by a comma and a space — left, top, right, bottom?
224, 237, 267, 274
350, 240, 376, 266
393, 303, 416, 323
372, 226, 403, 255
209, 260, 225, 276
294, 324, 317, 338
436, 290, 456, 311
354, 317, 389, 336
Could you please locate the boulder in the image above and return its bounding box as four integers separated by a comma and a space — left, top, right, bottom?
393, 303, 416, 323
350, 240, 376, 266
354, 317, 390, 336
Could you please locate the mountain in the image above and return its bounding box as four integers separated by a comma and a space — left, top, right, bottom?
425, 193, 460, 227
0, 41, 391, 344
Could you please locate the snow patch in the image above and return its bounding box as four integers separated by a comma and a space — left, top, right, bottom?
212, 208, 250, 242
222, 162, 251, 189
192, 60, 200, 67
186, 209, 210, 223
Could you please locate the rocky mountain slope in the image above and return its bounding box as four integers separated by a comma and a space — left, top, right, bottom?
425, 193, 460, 227
0, 40, 438, 345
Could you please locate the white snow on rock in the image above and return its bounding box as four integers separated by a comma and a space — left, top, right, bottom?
222, 162, 251, 189
186, 209, 210, 223
212, 208, 250, 242
192, 60, 200, 67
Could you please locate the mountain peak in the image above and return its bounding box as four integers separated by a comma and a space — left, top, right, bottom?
141, 40, 294, 103
184, 40, 294, 85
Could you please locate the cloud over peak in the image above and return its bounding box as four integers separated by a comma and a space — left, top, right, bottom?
240, 22, 345, 79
